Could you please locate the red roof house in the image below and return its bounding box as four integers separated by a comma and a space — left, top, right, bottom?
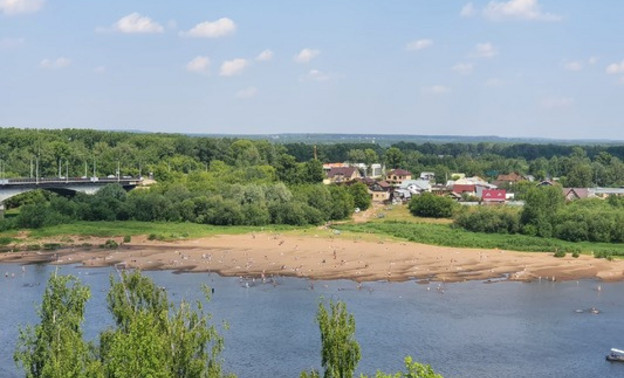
481, 189, 506, 203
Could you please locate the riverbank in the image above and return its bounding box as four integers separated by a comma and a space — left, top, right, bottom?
1, 232, 623, 282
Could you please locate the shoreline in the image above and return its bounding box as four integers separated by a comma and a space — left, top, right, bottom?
1, 233, 623, 283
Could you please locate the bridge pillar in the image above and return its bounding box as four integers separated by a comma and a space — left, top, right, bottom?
0, 203, 4, 220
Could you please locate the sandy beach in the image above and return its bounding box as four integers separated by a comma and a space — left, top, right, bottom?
1, 232, 623, 283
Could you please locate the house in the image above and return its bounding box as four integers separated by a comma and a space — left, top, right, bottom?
493, 172, 527, 187
369, 163, 384, 178
419, 172, 435, 182
593, 187, 624, 198
392, 188, 412, 203
368, 180, 392, 203
481, 189, 506, 204
452, 176, 489, 195
323, 162, 347, 175
562, 188, 594, 201
386, 169, 412, 185
398, 179, 432, 194
324, 166, 360, 184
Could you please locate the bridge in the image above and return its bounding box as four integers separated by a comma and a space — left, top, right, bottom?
0, 176, 143, 212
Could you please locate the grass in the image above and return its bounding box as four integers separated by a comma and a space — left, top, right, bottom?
366, 204, 453, 224
12, 221, 312, 241
333, 220, 624, 256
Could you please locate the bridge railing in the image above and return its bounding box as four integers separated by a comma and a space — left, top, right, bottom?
0, 177, 143, 186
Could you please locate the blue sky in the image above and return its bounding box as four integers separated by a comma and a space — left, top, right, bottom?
1, 0, 624, 139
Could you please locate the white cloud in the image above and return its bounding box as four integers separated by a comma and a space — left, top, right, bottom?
422, 85, 451, 95
588, 56, 599, 65
619, 77, 624, 85
472, 43, 498, 58
606, 60, 624, 75
405, 39, 433, 51
484, 78, 504, 87
256, 49, 273, 62
294, 48, 320, 63
180, 17, 236, 38
235, 87, 258, 99
40, 57, 71, 69
93, 66, 106, 74
111, 13, 164, 34
483, 0, 561, 22
540, 96, 574, 109
0, 37, 24, 48
219, 58, 248, 76
460, 3, 476, 18
186, 56, 210, 75
452, 62, 474, 74
0, 0, 44, 15
563, 61, 583, 71
307, 69, 330, 81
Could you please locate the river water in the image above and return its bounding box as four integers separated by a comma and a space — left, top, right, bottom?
1, 263, 624, 378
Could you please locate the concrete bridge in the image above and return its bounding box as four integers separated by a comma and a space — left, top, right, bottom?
0, 176, 143, 212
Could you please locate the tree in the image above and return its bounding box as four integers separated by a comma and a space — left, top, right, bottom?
100, 270, 230, 377
14, 272, 101, 378
408, 193, 455, 218
520, 185, 564, 237
316, 300, 361, 378
384, 147, 404, 169
349, 182, 372, 211
368, 356, 442, 378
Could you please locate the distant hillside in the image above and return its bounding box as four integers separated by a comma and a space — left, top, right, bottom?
187, 133, 624, 146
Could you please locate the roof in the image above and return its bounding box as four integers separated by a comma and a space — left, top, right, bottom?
327, 166, 359, 179
482, 189, 506, 201
562, 188, 592, 200
495, 172, 525, 182
323, 162, 347, 169
387, 169, 412, 176
399, 179, 431, 191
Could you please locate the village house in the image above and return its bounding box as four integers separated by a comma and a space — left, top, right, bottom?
368, 180, 392, 202
385, 169, 412, 185
481, 189, 506, 204
419, 172, 435, 182
493, 172, 528, 187
562, 188, 594, 201
398, 179, 432, 195
323, 166, 360, 184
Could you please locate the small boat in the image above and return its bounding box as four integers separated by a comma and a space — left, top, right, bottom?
606, 348, 624, 362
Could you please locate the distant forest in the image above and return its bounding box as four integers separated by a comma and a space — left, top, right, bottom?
2, 128, 624, 188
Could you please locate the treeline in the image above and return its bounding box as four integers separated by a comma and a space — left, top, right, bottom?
454, 186, 624, 244
1, 181, 371, 231
4, 128, 624, 188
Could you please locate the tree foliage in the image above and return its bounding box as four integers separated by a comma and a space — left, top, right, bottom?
15, 270, 231, 378
408, 193, 455, 218
14, 271, 101, 378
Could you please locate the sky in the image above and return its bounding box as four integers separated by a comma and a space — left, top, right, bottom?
1, 0, 624, 140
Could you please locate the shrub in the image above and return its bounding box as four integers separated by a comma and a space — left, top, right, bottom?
101, 239, 118, 249
553, 250, 566, 258
408, 193, 455, 218
123, 235, 131, 243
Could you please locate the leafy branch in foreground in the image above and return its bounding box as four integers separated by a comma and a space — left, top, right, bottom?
302, 299, 441, 378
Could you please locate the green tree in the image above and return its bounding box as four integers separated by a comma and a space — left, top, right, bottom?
100, 270, 230, 378
520, 185, 564, 237
316, 300, 361, 378
349, 182, 372, 211
368, 356, 442, 378
384, 147, 405, 169
408, 193, 455, 218
14, 272, 101, 378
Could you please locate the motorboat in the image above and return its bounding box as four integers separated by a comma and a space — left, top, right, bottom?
606, 348, 624, 362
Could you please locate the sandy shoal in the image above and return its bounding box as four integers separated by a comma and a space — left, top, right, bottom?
1, 232, 623, 283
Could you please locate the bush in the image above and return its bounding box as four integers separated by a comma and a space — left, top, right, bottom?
454, 207, 520, 234
553, 250, 566, 258
101, 239, 118, 249
123, 235, 131, 243
408, 193, 455, 218
0, 236, 13, 245
572, 251, 580, 258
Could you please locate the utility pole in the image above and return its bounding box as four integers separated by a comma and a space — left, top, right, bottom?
93, 157, 96, 178
35, 156, 39, 184
84, 160, 87, 178
117, 161, 120, 182
30, 157, 33, 178
66, 159, 69, 183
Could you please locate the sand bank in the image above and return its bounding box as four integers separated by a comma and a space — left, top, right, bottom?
1, 233, 623, 283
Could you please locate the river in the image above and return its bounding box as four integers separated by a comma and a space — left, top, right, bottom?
1, 263, 623, 377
